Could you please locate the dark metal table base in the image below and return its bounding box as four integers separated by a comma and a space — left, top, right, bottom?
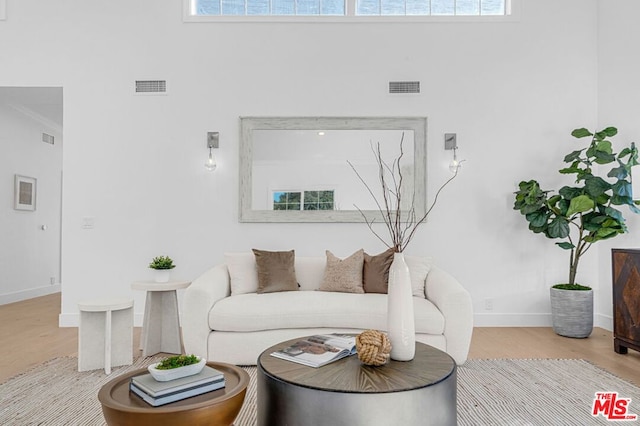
258, 367, 456, 426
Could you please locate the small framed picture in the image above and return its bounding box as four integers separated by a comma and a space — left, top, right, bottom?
14, 174, 37, 211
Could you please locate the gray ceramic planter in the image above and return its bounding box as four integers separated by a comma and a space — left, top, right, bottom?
550, 287, 593, 338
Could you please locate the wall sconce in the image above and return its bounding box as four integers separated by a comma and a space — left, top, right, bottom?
444, 133, 464, 173
205, 132, 219, 172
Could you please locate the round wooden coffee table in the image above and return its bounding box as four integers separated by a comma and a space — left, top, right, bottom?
258, 339, 456, 426
98, 362, 249, 426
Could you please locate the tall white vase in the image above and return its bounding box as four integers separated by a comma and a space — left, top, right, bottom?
387, 252, 415, 361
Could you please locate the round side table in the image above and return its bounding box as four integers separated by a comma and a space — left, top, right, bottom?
98, 361, 249, 426
131, 280, 190, 356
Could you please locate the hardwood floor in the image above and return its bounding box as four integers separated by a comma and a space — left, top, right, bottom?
2, 292, 640, 386
0, 292, 142, 384
469, 326, 640, 386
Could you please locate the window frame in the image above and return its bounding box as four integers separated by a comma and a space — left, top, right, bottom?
272, 190, 302, 211
182, 0, 520, 23
272, 189, 336, 211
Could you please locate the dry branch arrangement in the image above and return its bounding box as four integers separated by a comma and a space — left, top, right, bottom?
348, 133, 458, 253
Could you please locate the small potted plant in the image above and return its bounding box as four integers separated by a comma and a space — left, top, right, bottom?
149, 255, 176, 283
148, 354, 206, 381
514, 127, 639, 338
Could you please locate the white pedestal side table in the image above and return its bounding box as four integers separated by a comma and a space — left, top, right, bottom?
131, 280, 191, 357
78, 298, 134, 374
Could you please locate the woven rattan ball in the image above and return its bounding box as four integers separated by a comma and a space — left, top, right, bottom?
356, 330, 391, 366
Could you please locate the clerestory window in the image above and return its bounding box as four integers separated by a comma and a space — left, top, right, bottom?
186, 0, 511, 17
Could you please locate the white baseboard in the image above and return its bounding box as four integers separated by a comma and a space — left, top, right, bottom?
595, 313, 613, 331
475, 312, 613, 331
58, 313, 78, 327
0, 284, 61, 305
474, 313, 552, 327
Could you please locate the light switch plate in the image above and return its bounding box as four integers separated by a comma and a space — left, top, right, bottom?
82, 217, 95, 229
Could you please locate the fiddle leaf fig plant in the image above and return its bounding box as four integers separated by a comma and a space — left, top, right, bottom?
514, 127, 639, 289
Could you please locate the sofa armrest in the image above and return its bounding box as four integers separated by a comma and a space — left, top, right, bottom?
425, 266, 473, 365
182, 264, 231, 359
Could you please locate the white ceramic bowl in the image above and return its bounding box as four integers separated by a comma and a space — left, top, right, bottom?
148, 356, 206, 382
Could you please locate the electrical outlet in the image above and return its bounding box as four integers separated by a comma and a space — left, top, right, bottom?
484, 298, 494, 311
50, 277, 56, 285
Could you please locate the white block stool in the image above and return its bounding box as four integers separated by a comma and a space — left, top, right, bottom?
78, 298, 134, 374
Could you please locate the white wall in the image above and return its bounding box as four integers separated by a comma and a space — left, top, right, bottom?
595, 0, 640, 330
0, 101, 62, 303
0, 0, 606, 327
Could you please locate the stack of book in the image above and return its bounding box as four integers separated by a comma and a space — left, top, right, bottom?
130, 366, 225, 407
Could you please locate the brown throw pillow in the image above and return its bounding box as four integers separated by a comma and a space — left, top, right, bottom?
252, 249, 298, 294
363, 248, 395, 294
319, 249, 365, 294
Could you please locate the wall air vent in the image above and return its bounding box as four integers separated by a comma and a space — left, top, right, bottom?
42, 133, 55, 145
389, 81, 420, 94
135, 80, 167, 94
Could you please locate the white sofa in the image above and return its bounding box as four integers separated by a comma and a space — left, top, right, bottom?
182, 254, 473, 365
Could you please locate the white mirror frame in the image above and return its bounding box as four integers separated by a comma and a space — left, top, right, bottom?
239, 116, 427, 223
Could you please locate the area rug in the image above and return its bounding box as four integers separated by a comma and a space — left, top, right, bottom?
1, 357, 639, 425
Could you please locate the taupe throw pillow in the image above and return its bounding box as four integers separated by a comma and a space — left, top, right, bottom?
363, 248, 395, 294
319, 249, 365, 293
252, 249, 299, 294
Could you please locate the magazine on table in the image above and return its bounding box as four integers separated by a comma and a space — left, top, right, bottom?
270, 334, 357, 368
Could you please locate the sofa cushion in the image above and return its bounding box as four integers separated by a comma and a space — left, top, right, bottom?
225, 253, 330, 294
294, 257, 326, 291
363, 249, 395, 294
209, 292, 444, 335
405, 255, 433, 297
319, 249, 365, 293
252, 249, 298, 294
225, 252, 258, 296
224, 253, 432, 295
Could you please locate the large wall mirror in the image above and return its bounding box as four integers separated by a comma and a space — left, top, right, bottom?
239, 116, 427, 223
